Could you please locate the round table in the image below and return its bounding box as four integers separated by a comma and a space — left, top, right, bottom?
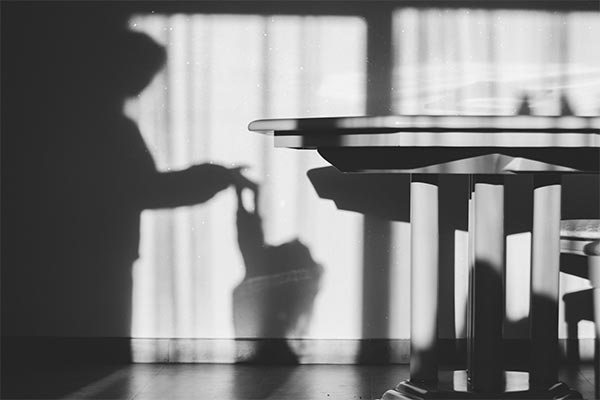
249, 115, 600, 399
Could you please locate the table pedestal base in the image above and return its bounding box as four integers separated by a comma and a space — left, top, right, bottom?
381, 372, 582, 400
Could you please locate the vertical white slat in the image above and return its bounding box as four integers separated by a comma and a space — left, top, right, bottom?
189, 14, 216, 339
144, 15, 175, 338
393, 8, 419, 114
567, 12, 600, 116
129, 15, 158, 339
168, 14, 194, 338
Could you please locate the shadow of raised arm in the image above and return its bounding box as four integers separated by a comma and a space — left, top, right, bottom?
139, 163, 239, 209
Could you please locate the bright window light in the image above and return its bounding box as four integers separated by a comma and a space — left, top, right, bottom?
393, 9, 600, 116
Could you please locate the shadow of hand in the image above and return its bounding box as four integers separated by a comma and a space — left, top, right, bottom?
235, 179, 267, 276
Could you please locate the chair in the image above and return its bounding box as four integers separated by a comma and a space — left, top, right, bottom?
560, 219, 600, 398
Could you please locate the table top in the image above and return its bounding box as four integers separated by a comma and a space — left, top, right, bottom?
249, 115, 600, 148
249, 115, 600, 174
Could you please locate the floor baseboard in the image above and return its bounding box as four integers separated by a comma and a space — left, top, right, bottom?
1, 337, 596, 365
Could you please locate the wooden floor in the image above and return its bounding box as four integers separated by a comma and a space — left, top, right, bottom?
1, 364, 597, 400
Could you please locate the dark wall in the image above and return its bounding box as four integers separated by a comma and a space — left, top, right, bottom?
1, 2, 141, 338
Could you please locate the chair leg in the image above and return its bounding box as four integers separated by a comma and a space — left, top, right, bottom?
593, 287, 599, 400
562, 289, 596, 365
565, 321, 580, 364
595, 337, 599, 400
587, 250, 599, 399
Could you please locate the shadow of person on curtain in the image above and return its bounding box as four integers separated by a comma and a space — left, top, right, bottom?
232, 183, 324, 365
63, 28, 252, 340
2, 5, 252, 377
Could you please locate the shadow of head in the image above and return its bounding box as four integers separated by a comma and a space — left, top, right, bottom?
83, 30, 167, 101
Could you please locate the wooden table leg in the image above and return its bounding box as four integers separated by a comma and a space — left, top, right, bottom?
382, 174, 581, 400
468, 175, 505, 393
381, 175, 440, 399
530, 175, 562, 387
467, 176, 475, 387
409, 174, 439, 384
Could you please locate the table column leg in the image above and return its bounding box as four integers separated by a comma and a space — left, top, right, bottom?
409, 175, 439, 384
530, 175, 562, 387
467, 176, 475, 381
468, 175, 505, 393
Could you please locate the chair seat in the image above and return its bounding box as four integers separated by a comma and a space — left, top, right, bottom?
560, 219, 600, 240
560, 219, 600, 256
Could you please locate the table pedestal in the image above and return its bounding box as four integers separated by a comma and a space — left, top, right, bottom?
381, 174, 582, 400
383, 373, 580, 400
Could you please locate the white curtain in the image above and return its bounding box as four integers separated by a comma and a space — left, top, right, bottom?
126, 14, 367, 341
393, 9, 600, 116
